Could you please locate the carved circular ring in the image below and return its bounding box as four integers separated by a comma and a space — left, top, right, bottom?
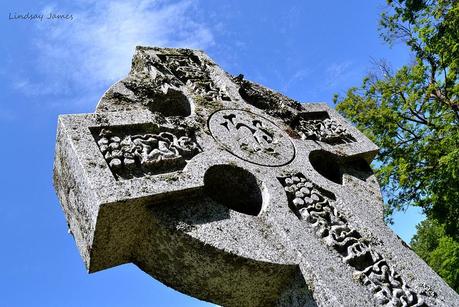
208, 109, 295, 166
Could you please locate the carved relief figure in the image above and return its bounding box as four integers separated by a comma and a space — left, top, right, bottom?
95, 128, 201, 180
296, 118, 356, 145
279, 173, 426, 307
219, 113, 276, 154
159, 54, 230, 101
208, 109, 295, 166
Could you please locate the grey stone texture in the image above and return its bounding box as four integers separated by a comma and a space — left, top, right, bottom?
53, 46, 459, 306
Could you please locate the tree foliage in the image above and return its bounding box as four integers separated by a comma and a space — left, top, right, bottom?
334, 0, 459, 238
411, 219, 459, 292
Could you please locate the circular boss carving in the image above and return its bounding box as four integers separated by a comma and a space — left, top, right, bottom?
208, 109, 295, 166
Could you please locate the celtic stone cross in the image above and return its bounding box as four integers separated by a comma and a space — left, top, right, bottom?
53, 47, 459, 306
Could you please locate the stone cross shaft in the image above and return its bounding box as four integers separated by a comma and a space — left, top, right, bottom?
53, 47, 459, 307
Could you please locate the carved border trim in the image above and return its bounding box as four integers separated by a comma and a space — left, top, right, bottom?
278, 173, 427, 307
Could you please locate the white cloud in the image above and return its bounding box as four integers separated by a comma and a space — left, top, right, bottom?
281, 68, 311, 92
325, 61, 353, 88
18, 0, 213, 102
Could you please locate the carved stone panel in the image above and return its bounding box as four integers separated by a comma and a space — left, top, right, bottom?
293, 111, 356, 145
92, 125, 201, 180
279, 173, 426, 307
158, 53, 230, 102
208, 109, 295, 166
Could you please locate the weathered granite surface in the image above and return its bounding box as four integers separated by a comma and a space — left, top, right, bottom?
53, 46, 459, 306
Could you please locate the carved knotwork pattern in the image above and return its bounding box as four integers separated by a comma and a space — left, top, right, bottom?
279, 173, 426, 307
96, 128, 200, 180
160, 54, 230, 102
296, 118, 355, 145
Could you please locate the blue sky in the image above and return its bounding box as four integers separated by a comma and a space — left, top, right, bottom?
0, 1, 424, 306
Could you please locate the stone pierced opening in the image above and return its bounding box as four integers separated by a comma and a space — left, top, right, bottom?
341, 158, 374, 182
309, 150, 374, 185
309, 150, 343, 184
204, 165, 263, 216
148, 87, 191, 117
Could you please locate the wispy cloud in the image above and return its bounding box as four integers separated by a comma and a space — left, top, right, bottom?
16, 0, 213, 103
281, 68, 311, 92
325, 61, 354, 88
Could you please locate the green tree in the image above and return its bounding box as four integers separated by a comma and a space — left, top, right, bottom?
334, 0, 458, 291
334, 0, 459, 236
411, 219, 459, 292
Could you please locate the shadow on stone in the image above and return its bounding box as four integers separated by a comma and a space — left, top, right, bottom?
204, 164, 263, 216
276, 268, 318, 307
340, 158, 374, 182
148, 87, 191, 117
309, 150, 374, 185
150, 195, 231, 227
309, 150, 343, 184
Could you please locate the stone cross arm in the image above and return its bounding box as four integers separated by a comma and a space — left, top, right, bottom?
53, 47, 459, 306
